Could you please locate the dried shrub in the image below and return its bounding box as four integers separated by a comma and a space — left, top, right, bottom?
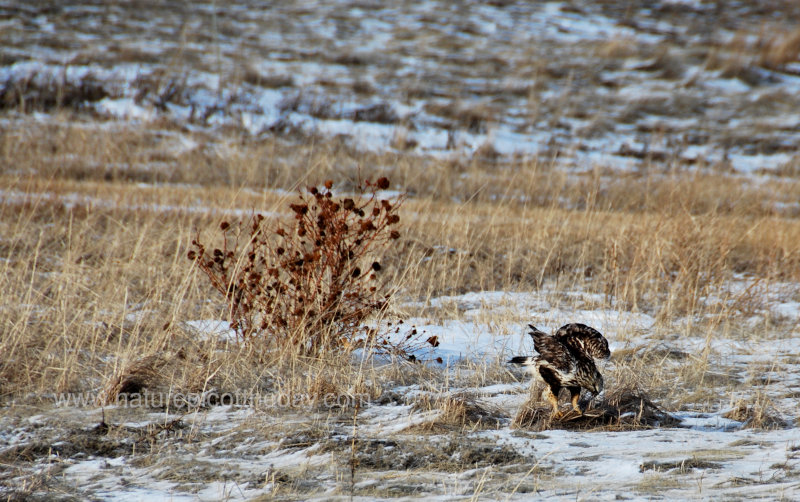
352, 103, 398, 124
0, 71, 109, 112
189, 178, 425, 359
132, 72, 190, 111
278, 90, 334, 120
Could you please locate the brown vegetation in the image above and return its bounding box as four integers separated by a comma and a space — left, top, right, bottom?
1, 121, 799, 402
189, 178, 423, 359
3, 1, 800, 499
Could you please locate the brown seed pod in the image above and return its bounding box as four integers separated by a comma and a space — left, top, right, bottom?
290, 203, 308, 215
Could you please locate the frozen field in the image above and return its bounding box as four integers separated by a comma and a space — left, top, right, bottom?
4, 0, 800, 181
2, 0, 800, 500
3, 287, 800, 501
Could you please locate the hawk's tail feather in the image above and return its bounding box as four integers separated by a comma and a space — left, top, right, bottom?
527, 324, 547, 339
508, 356, 535, 366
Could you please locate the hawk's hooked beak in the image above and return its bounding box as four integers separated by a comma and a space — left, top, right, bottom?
591, 377, 604, 396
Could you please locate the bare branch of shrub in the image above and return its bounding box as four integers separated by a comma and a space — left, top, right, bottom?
189, 177, 428, 360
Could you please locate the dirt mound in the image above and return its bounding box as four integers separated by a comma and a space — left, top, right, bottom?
512, 388, 678, 431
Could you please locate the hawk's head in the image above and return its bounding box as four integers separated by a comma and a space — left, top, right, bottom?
588, 368, 604, 395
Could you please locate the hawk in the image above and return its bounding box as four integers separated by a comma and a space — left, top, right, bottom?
509, 324, 611, 415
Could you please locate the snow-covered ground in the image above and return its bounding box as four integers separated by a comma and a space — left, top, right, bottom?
3, 288, 799, 500
3, 0, 800, 180
4, 400, 800, 501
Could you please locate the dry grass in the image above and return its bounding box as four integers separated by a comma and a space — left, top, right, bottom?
4, 4, 800, 500
1, 118, 799, 404
2, 0, 800, 417
410, 393, 507, 432
705, 25, 800, 80
723, 394, 788, 429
